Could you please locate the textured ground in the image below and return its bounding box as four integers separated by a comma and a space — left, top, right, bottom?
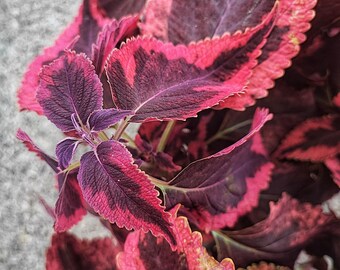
0, 1, 110, 269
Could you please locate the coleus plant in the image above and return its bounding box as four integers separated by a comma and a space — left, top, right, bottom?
16, 0, 340, 269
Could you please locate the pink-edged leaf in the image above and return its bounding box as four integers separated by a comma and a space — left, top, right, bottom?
37, 51, 103, 131
334, 93, 340, 108
17, 0, 107, 115
46, 232, 120, 270
92, 15, 139, 76
275, 115, 340, 162
106, 11, 275, 122
16, 129, 58, 172
87, 108, 132, 131
218, 0, 317, 110
212, 194, 337, 268
141, 0, 277, 43
116, 207, 235, 270
54, 173, 86, 232
325, 155, 340, 188
78, 140, 176, 246
97, 0, 147, 19
157, 109, 273, 231
56, 138, 80, 169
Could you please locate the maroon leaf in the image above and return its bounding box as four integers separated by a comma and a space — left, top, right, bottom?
54, 173, 86, 232
92, 15, 139, 76
97, 0, 147, 19
106, 11, 275, 122
117, 207, 235, 270
78, 140, 176, 246
239, 262, 290, 270
56, 138, 80, 169
37, 51, 103, 131
17, 0, 107, 115
156, 109, 273, 231
87, 109, 132, 131
275, 115, 340, 162
325, 155, 340, 187
46, 232, 119, 270
212, 194, 337, 268
16, 129, 59, 172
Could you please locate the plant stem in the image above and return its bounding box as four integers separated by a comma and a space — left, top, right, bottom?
114, 118, 130, 140
148, 175, 169, 188
98, 131, 109, 141
121, 132, 137, 148
157, 120, 176, 152
207, 119, 252, 145
62, 161, 81, 173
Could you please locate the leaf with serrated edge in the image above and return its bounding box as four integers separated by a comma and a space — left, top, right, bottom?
78, 140, 176, 246
56, 138, 80, 169
106, 10, 275, 122
37, 51, 103, 131
87, 108, 132, 131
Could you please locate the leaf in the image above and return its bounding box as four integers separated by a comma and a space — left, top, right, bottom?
16, 129, 59, 172
239, 262, 290, 270
116, 207, 235, 270
275, 115, 340, 162
56, 138, 80, 169
325, 155, 340, 188
157, 108, 273, 231
87, 108, 132, 131
46, 232, 119, 270
92, 15, 139, 75
212, 194, 336, 268
78, 140, 176, 246
97, 0, 147, 19
218, 0, 317, 110
37, 51, 103, 131
54, 173, 86, 232
17, 0, 107, 115
106, 11, 275, 122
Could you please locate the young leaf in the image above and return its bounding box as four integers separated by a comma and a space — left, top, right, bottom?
78, 140, 176, 246
87, 108, 132, 131
92, 15, 139, 75
56, 138, 80, 169
275, 115, 340, 162
116, 207, 235, 270
106, 11, 275, 122
157, 109, 273, 231
54, 173, 86, 232
16, 129, 59, 172
17, 0, 107, 115
46, 232, 119, 270
37, 51, 103, 131
212, 194, 336, 268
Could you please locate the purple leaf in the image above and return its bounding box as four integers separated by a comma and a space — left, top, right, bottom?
97, 0, 147, 19
16, 129, 59, 172
78, 140, 176, 247
56, 138, 80, 169
54, 173, 86, 232
87, 108, 132, 131
158, 108, 273, 231
105, 10, 275, 122
37, 51, 103, 131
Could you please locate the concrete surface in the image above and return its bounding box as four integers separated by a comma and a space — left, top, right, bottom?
0, 1, 110, 269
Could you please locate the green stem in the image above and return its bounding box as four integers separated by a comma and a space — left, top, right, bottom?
121, 132, 137, 148
148, 175, 169, 188
98, 131, 109, 141
61, 161, 80, 173
207, 119, 252, 145
157, 120, 176, 152
114, 118, 130, 140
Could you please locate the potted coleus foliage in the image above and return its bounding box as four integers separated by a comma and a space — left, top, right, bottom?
17, 0, 340, 269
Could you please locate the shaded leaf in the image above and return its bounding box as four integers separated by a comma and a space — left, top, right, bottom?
157, 109, 273, 231
106, 11, 275, 122
16, 129, 59, 172
54, 173, 86, 232
17, 0, 107, 114
46, 232, 119, 270
37, 51, 103, 131
78, 140, 176, 246
212, 194, 336, 268
275, 115, 340, 162
116, 207, 235, 270
97, 0, 147, 19
239, 262, 290, 270
92, 15, 139, 75
87, 109, 132, 131
56, 138, 80, 169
